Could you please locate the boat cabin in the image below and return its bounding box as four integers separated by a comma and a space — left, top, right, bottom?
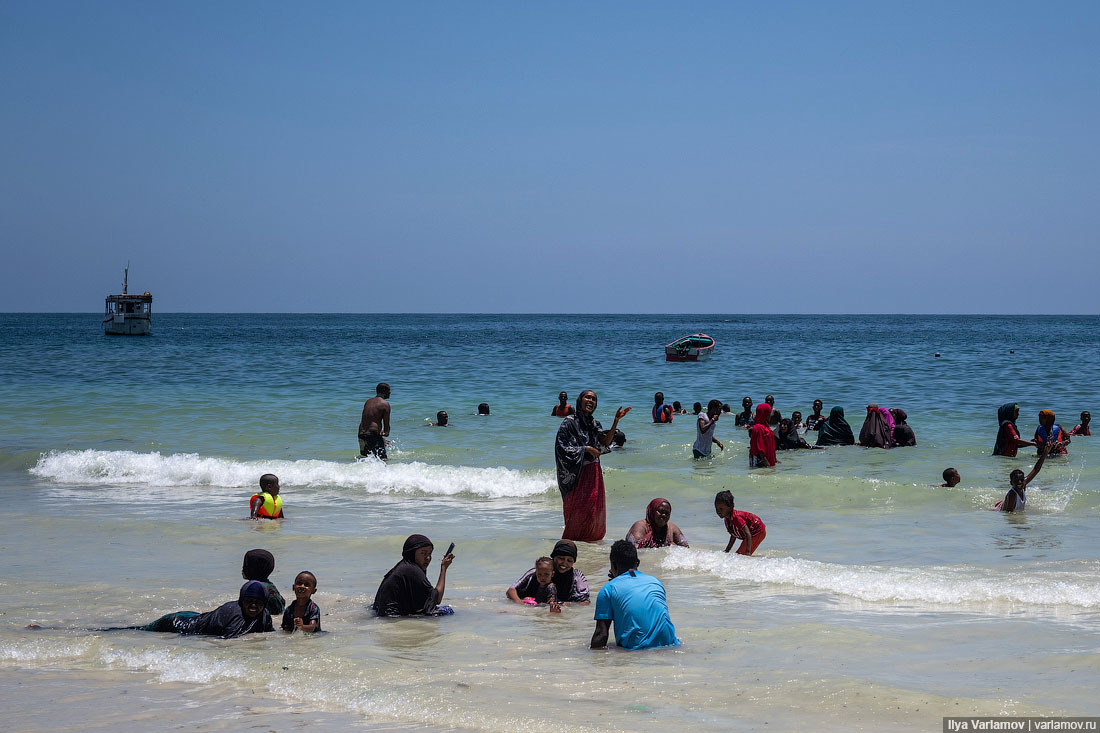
104, 267, 152, 335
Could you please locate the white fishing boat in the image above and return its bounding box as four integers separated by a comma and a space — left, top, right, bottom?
664, 333, 715, 362
104, 265, 152, 336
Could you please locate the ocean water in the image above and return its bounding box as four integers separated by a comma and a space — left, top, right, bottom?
1, 313, 1098, 731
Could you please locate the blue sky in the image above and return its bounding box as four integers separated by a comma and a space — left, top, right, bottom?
1, 1, 1097, 312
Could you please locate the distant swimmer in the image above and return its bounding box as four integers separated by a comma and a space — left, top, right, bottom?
135, 581, 274, 638
940, 467, 961, 487
282, 571, 321, 633
714, 490, 766, 556
652, 392, 673, 423
426, 410, 448, 427
816, 406, 855, 447
891, 409, 916, 447
250, 474, 284, 519
692, 401, 703, 415
672, 401, 687, 415
626, 498, 689, 548
734, 396, 754, 428
611, 429, 627, 449
590, 540, 680, 650
358, 382, 391, 460
477, 403, 491, 415
372, 534, 455, 617
790, 411, 804, 430
692, 399, 724, 459
1034, 409, 1070, 455
776, 418, 821, 450
765, 394, 775, 409
506, 556, 561, 612
803, 400, 826, 431
992, 402, 1035, 457
552, 392, 575, 417
748, 404, 777, 468
996, 439, 1053, 512
1070, 411, 1091, 436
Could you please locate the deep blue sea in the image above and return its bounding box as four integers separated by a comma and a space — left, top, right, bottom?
2, 313, 1098, 730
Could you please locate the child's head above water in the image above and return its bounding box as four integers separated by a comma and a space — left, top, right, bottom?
259, 473, 280, 496
714, 490, 735, 519
534, 557, 554, 586
292, 571, 317, 601
242, 548, 275, 581
942, 467, 960, 487
1009, 469, 1027, 489
1081, 411, 1091, 424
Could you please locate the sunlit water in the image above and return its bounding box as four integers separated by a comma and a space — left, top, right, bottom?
1, 314, 1098, 730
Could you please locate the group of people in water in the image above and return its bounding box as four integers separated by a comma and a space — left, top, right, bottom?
233, 384, 1081, 650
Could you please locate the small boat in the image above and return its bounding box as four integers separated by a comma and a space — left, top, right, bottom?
104, 265, 152, 336
665, 333, 714, 362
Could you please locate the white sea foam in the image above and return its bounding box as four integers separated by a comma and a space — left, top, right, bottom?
661, 548, 1100, 609
30, 450, 555, 499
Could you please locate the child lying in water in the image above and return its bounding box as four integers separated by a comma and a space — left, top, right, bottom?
506, 557, 562, 612
136, 581, 274, 638
282, 571, 321, 633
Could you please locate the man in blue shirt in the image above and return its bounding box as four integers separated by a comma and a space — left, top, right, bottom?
590, 540, 680, 650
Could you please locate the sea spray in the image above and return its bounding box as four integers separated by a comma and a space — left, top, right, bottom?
660, 548, 1100, 609
30, 450, 555, 499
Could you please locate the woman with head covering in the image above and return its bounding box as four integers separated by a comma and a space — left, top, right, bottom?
371, 534, 455, 617
549, 539, 590, 604
777, 418, 817, 450
554, 390, 631, 542
749, 403, 777, 468
626, 498, 689, 548
890, 409, 917, 447
816, 407, 855, 446
992, 403, 1035, 457
1034, 409, 1070, 455
858, 404, 894, 449
137, 581, 275, 638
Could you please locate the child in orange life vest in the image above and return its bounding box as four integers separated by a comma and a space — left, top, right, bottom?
250, 473, 284, 519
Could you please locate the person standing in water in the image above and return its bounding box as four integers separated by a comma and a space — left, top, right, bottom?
734, 396, 754, 428
714, 491, 766, 555
748, 403, 777, 467
358, 383, 391, 460
997, 439, 1053, 512
552, 392, 574, 417
693, 399, 724, 459
803, 400, 827, 431
554, 390, 630, 542
1070, 411, 1091, 436
250, 474, 284, 519
992, 402, 1035, 457
652, 392, 673, 423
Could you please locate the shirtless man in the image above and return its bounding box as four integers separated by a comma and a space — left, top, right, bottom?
359, 383, 391, 460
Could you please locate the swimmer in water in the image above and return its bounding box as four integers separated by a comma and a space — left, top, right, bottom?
282, 571, 321, 632
250, 474, 284, 519
996, 439, 1052, 512
1070, 411, 1091, 436
426, 410, 448, 426
477, 403, 491, 415
552, 392, 574, 417
136, 581, 274, 638
506, 557, 561, 612
940, 468, 961, 487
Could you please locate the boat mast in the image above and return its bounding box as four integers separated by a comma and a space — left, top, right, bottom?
123, 262, 129, 295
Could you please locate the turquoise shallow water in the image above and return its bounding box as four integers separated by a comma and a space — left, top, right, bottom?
1, 313, 1098, 730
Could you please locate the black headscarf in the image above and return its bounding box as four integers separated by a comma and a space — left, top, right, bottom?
554, 390, 603, 499
372, 535, 438, 617
992, 402, 1019, 455
817, 406, 855, 446
776, 421, 809, 450
859, 404, 894, 449
550, 539, 581, 602
242, 549, 275, 580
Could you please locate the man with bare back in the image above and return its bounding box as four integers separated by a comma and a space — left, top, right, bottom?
359, 382, 391, 460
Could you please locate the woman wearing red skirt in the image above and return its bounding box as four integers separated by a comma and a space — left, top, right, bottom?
554, 390, 630, 542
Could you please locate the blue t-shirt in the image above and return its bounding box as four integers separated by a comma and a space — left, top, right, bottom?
594, 570, 680, 650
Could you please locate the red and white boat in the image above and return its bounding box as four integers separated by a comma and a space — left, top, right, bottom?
665, 333, 715, 362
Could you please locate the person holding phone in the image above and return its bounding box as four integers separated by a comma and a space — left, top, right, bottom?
371, 535, 456, 616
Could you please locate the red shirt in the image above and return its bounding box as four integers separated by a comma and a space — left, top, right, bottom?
1070, 423, 1090, 436
999, 423, 1021, 457
725, 510, 765, 537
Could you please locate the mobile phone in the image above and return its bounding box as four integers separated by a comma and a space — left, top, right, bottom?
446, 542, 455, 556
